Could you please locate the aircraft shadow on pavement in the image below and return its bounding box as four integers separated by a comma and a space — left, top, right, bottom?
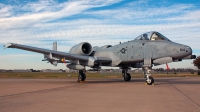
68, 77, 200, 85
66, 78, 145, 84
86, 79, 144, 84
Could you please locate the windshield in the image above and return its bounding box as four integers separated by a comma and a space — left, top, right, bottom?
134, 34, 149, 40
150, 32, 171, 41
134, 31, 171, 41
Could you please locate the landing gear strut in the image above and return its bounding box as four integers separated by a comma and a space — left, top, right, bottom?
143, 67, 154, 85
122, 68, 131, 81
77, 70, 86, 82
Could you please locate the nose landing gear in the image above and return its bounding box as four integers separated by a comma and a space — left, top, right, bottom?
143, 67, 154, 85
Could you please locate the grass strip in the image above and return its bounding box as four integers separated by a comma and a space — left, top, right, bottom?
0, 72, 199, 79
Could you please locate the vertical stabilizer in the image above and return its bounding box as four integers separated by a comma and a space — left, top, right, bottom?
53, 42, 57, 51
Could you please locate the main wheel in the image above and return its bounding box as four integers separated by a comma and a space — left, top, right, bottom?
78, 72, 86, 82
124, 73, 131, 81
146, 76, 154, 85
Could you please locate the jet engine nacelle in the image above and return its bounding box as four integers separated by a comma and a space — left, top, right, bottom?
69, 42, 92, 55
67, 64, 85, 70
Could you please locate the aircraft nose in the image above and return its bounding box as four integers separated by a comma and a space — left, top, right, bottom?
185, 46, 192, 54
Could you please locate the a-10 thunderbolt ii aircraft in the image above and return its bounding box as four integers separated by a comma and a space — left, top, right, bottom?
4, 31, 196, 85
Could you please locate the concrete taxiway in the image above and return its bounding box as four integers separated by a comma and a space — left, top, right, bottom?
0, 77, 200, 112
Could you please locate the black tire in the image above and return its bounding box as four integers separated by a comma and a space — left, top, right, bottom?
79, 73, 86, 81
124, 73, 131, 81
146, 76, 154, 85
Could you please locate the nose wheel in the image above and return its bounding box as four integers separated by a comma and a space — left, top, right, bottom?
146, 76, 154, 85
143, 67, 154, 85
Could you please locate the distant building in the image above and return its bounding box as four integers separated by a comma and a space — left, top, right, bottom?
12, 69, 32, 72
42, 69, 63, 73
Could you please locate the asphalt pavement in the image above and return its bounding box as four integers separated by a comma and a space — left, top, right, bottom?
0, 77, 200, 112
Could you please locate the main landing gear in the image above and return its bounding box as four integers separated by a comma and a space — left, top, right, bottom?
122, 68, 131, 81
121, 67, 154, 85
77, 68, 154, 85
77, 70, 86, 82
143, 67, 154, 85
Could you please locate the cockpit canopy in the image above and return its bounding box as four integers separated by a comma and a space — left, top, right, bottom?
134, 31, 171, 41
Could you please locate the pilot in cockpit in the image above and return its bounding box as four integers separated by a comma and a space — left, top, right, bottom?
134, 31, 171, 41
141, 34, 148, 40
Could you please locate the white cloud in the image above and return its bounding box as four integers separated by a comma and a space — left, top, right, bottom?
0, 54, 40, 60
0, 0, 200, 52
1, 20, 199, 51
0, 0, 122, 30
0, 4, 12, 18
164, 10, 200, 21
21, 0, 62, 13
83, 3, 195, 23
0, 0, 200, 69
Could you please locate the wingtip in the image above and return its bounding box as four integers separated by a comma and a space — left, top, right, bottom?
4, 43, 13, 50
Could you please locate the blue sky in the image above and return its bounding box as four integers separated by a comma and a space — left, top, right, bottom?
0, 0, 200, 69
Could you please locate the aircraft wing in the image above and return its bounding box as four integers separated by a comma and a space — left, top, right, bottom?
4, 43, 112, 63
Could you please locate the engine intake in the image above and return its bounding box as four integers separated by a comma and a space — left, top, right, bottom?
69, 42, 92, 55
